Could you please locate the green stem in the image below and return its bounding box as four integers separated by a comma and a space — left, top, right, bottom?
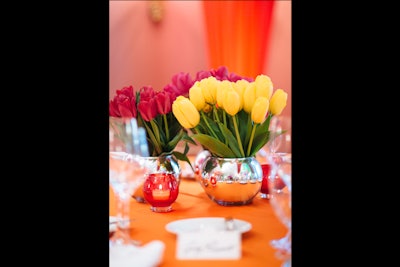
223, 109, 227, 126
163, 114, 169, 142
212, 105, 221, 123
222, 109, 228, 145
193, 126, 201, 134
201, 111, 219, 139
246, 123, 258, 157
213, 106, 227, 145
144, 118, 161, 155
233, 115, 245, 157
243, 113, 252, 148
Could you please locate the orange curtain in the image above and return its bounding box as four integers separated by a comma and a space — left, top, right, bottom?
202, 0, 275, 78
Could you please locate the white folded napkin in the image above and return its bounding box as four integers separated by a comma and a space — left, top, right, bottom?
110, 240, 165, 267
109, 216, 118, 233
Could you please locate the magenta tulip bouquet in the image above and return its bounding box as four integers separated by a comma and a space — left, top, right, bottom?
172, 67, 288, 158
109, 72, 197, 165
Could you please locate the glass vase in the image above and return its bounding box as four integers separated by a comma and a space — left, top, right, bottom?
198, 155, 263, 206
193, 150, 211, 182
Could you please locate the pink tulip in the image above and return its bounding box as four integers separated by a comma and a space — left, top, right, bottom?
138, 98, 158, 121
109, 85, 137, 118
155, 91, 172, 115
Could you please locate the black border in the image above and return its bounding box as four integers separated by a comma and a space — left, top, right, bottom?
14, 1, 110, 265
292, 1, 358, 264
292, 0, 330, 264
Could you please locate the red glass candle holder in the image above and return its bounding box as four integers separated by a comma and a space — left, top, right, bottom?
260, 163, 287, 199
260, 164, 271, 199
142, 173, 179, 212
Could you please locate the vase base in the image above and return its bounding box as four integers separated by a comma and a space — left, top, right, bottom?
150, 205, 172, 212
210, 197, 254, 206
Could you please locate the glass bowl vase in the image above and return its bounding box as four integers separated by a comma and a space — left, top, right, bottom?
198, 155, 262, 206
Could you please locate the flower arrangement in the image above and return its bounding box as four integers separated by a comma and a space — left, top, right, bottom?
109, 72, 197, 166
172, 66, 288, 158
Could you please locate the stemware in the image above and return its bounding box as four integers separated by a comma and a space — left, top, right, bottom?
267, 115, 292, 266
109, 117, 149, 248
268, 153, 291, 266
267, 115, 291, 154
258, 115, 291, 199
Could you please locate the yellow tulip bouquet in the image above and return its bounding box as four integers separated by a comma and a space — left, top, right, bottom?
172, 67, 288, 158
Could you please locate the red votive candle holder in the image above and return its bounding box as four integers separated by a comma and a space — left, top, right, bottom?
260, 164, 271, 199
143, 173, 179, 212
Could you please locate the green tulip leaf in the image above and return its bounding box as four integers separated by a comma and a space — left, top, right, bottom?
181, 132, 197, 145
217, 122, 242, 157
142, 120, 162, 155
241, 114, 253, 150
249, 132, 270, 156
149, 120, 161, 145
201, 113, 224, 141
191, 133, 236, 158
183, 141, 190, 155
172, 151, 194, 172
166, 130, 184, 152
237, 110, 249, 140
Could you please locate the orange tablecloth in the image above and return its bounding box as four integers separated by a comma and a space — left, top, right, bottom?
110, 172, 287, 267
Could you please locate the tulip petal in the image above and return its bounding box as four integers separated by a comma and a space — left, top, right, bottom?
269, 89, 288, 116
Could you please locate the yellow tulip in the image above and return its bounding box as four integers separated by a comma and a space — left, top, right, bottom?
243, 82, 257, 113
233, 79, 249, 110
269, 89, 288, 115
199, 76, 218, 105
251, 97, 269, 124
189, 82, 206, 111
255, 74, 273, 99
216, 80, 232, 108
223, 89, 241, 116
203, 103, 212, 113
172, 96, 200, 129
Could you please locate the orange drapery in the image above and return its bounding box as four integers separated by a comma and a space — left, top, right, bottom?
202, 0, 275, 78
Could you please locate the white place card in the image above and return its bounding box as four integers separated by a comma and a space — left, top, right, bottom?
176, 231, 241, 260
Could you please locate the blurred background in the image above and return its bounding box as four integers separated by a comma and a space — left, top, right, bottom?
109, 0, 291, 119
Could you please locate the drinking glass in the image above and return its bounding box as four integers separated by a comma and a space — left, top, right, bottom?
268, 152, 291, 266
258, 115, 291, 199
267, 115, 292, 266
109, 117, 149, 248
267, 115, 292, 154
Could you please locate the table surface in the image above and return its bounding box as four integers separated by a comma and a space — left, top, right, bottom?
109, 165, 287, 267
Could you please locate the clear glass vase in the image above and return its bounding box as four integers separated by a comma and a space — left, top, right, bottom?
198, 155, 262, 206
132, 153, 181, 203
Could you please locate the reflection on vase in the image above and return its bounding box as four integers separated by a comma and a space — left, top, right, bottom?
193, 150, 211, 182
132, 153, 181, 203
198, 155, 262, 206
